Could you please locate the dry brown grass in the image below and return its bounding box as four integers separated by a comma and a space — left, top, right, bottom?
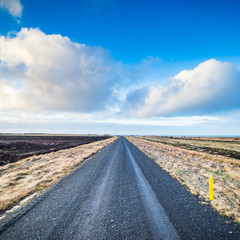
141, 136, 240, 154
140, 136, 240, 166
126, 136, 240, 223
0, 137, 117, 214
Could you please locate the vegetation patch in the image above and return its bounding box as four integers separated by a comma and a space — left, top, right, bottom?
139, 136, 240, 161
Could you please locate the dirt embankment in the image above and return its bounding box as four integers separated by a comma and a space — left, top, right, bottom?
126, 136, 240, 223
0, 136, 118, 217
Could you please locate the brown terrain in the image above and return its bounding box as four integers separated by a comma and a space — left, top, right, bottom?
140, 136, 240, 160
0, 134, 111, 166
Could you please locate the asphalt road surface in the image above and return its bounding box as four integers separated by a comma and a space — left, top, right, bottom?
0, 137, 239, 239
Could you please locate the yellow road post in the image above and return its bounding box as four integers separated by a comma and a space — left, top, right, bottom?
209, 174, 213, 201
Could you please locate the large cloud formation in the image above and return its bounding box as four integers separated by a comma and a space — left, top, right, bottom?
0, 0, 22, 17
0, 28, 120, 114
1, 28, 240, 122
124, 59, 240, 117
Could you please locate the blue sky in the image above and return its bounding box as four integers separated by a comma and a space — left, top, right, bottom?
0, 0, 240, 135
1, 0, 240, 63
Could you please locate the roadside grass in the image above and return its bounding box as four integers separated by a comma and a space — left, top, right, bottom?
0, 137, 117, 216
127, 136, 240, 223
146, 136, 240, 152
140, 136, 240, 161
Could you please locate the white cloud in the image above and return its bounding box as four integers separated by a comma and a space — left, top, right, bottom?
125, 59, 240, 117
0, 0, 23, 18
0, 28, 120, 116
100, 115, 222, 126
1, 28, 240, 131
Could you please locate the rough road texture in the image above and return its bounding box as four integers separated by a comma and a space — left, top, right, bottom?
0, 137, 239, 240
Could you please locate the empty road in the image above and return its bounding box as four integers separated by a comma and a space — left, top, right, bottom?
0, 137, 239, 239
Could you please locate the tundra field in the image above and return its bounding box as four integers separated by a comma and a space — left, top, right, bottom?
127, 136, 240, 223
0, 134, 111, 166
138, 136, 240, 160
0, 134, 239, 225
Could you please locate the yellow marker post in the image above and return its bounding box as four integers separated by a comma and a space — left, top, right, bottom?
209, 174, 213, 201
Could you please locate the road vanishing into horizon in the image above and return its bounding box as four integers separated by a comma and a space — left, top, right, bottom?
0, 137, 239, 239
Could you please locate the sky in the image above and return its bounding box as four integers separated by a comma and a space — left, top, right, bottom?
0, 0, 240, 135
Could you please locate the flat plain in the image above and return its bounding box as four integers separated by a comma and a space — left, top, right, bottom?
0, 135, 239, 240
0, 134, 111, 166
1, 137, 239, 240
138, 136, 240, 160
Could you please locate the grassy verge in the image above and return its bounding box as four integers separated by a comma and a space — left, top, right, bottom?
139, 136, 240, 161
127, 136, 240, 223
0, 136, 117, 216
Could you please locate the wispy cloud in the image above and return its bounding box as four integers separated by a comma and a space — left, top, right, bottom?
100, 115, 222, 126
0, 0, 22, 18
